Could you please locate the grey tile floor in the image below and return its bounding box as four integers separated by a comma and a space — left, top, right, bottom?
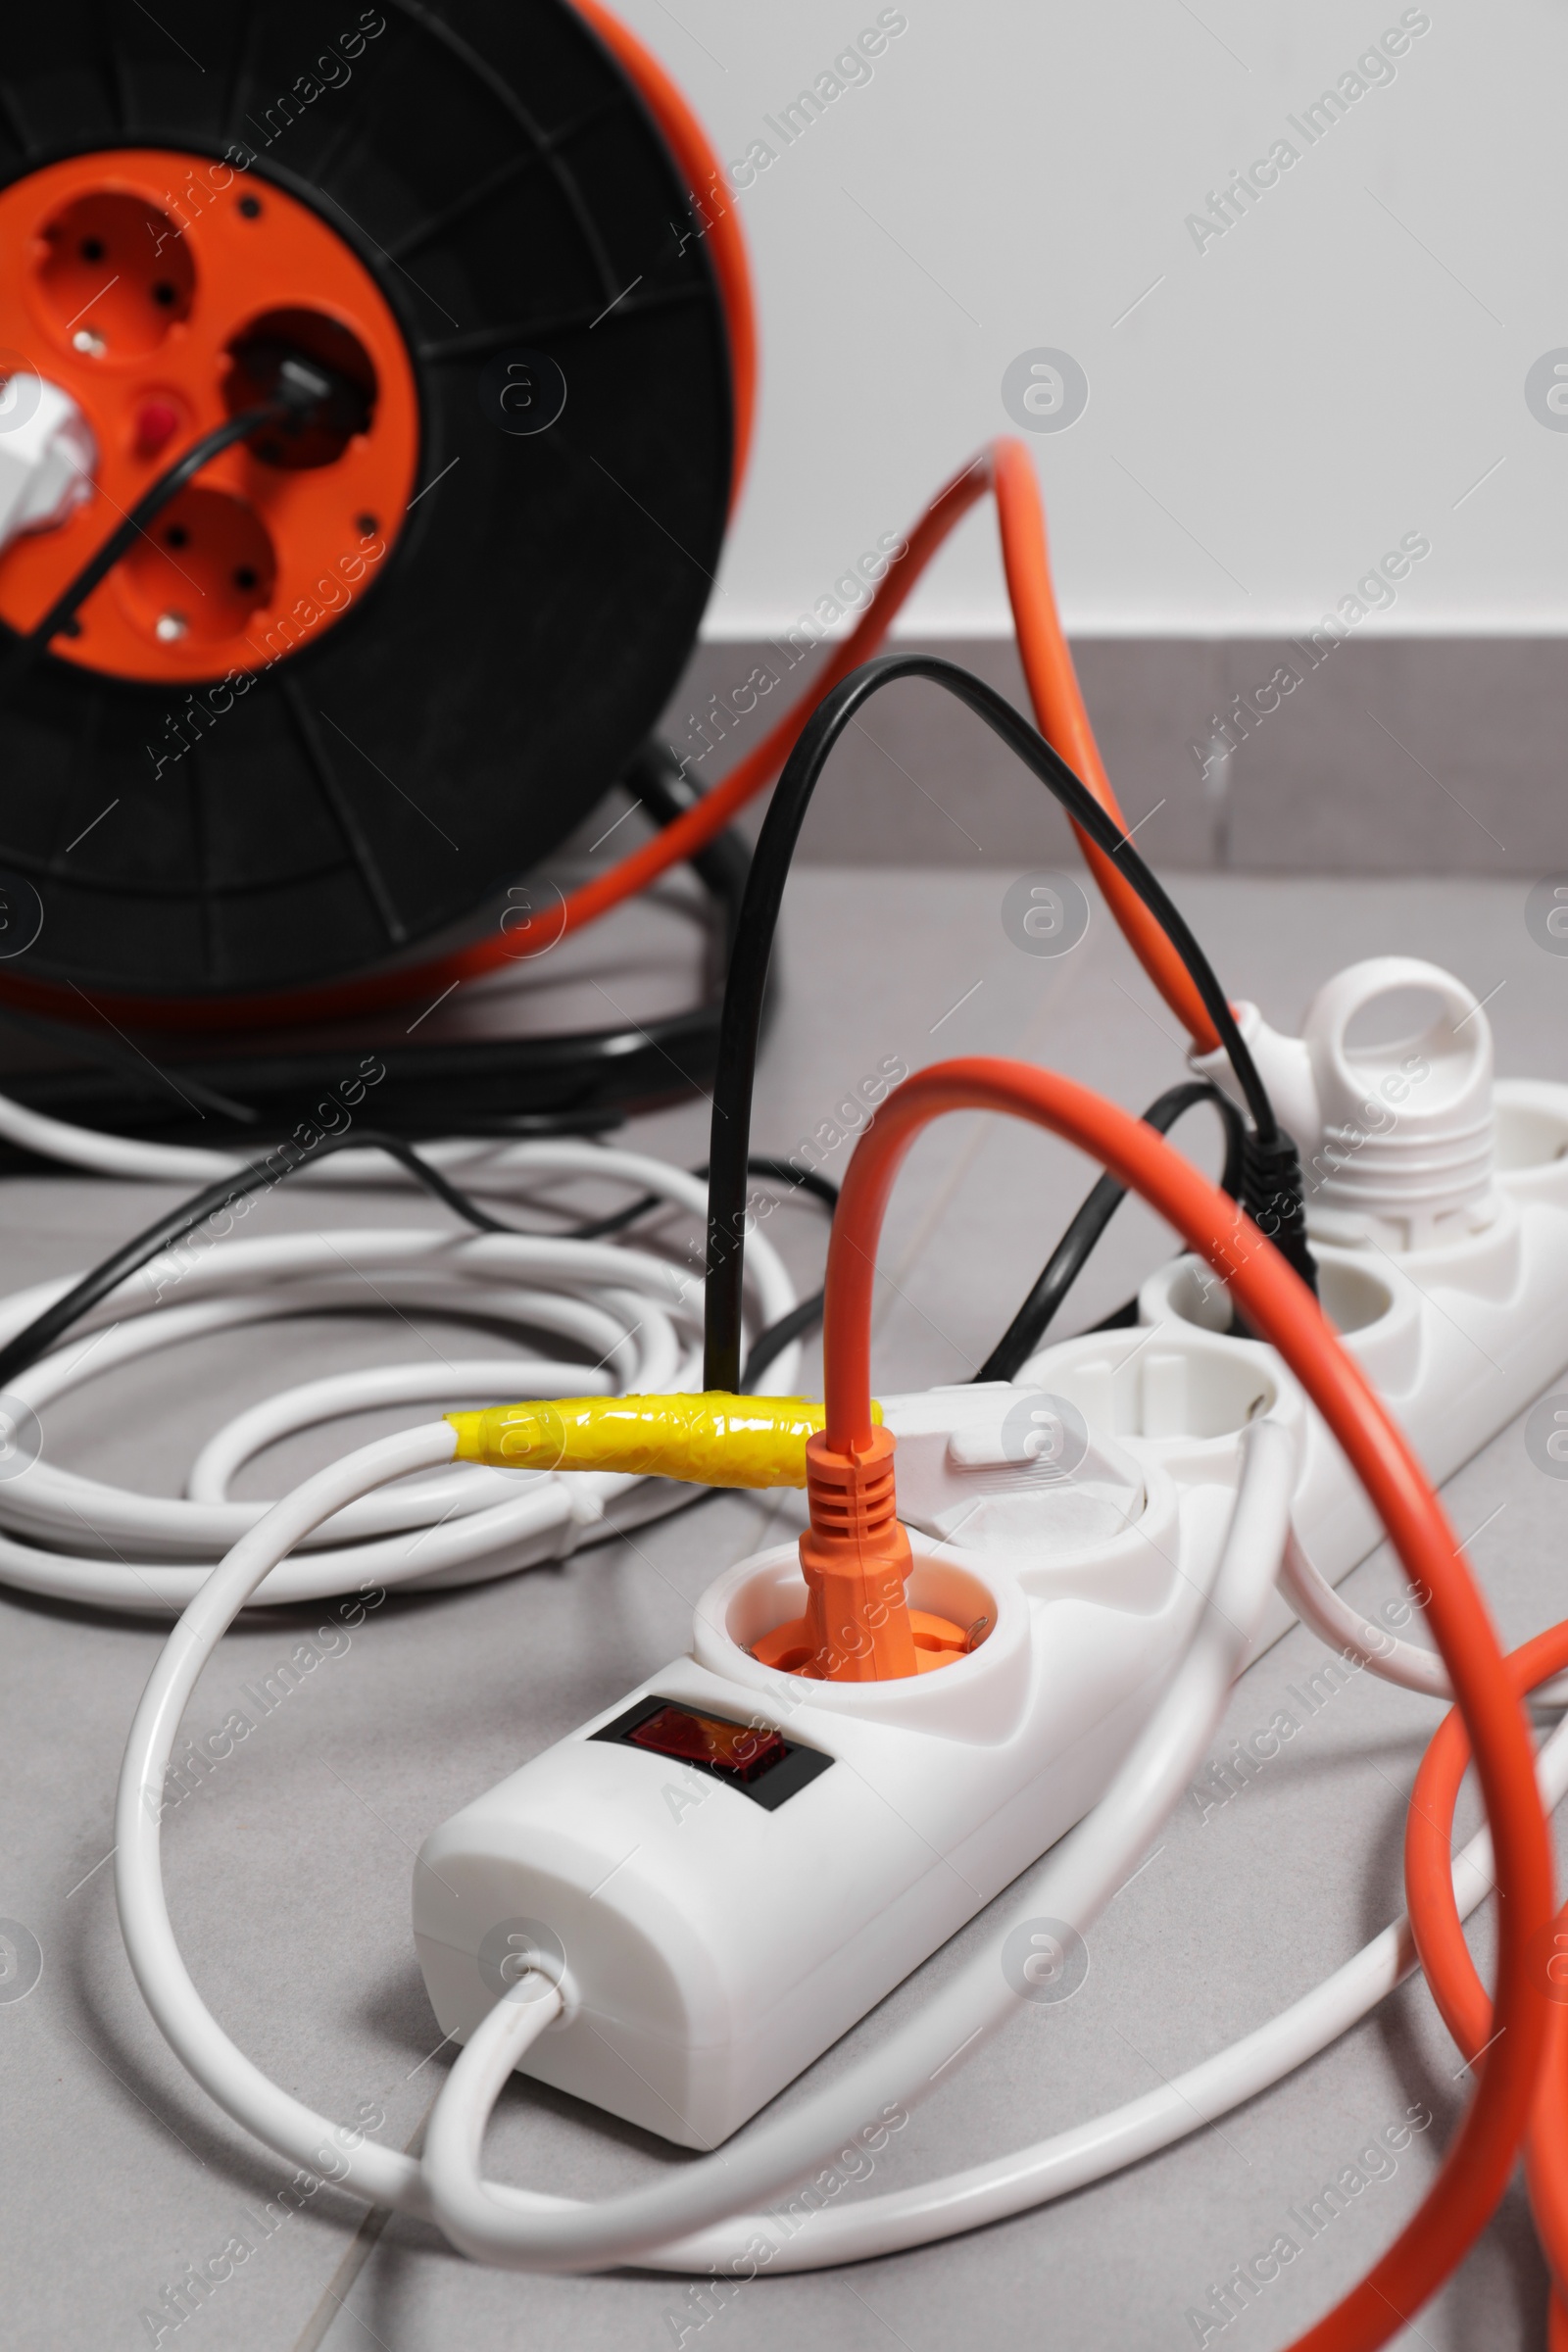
3, 869, 1565, 2352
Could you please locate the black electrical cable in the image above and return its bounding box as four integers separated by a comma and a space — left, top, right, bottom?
734, 1156, 840, 1391
974, 1079, 1245, 1382
11, 350, 366, 675
6, 403, 288, 682
742, 1294, 822, 1393
0, 741, 758, 1149
0, 348, 371, 718
629, 742, 752, 935
0, 1134, 835, 1399
0, 379, 760, 1144
566, 1153, 839, 1245
0, 359, 753, 1142
0, 1128, 526, 1395
702, 652, 1316, 1394
0, 995, 261, 1125
745, 1155, 841, 1213
559, 1152, 838, 1387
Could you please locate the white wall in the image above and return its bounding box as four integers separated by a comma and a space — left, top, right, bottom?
611, 0, 1568, 638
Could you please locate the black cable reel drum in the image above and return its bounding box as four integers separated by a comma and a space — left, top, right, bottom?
0, 0, 735, 1109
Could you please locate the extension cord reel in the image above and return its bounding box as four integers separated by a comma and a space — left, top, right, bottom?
0, 0, 737, 1016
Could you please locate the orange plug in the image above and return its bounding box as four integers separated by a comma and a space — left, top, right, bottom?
753, 1424, 966, 1681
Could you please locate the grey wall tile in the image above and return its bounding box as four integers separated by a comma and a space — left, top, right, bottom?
654, 635, 1565, 874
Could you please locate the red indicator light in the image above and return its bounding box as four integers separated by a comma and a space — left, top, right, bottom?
133, 396, 180, 458
628, 1704, 786, 1783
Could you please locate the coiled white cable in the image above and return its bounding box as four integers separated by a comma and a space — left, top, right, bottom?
114, 1405, 1505, 2288
418, 1416, 1300, 2266
111, 1374, 1568, 2278
72, 1103, 1556, 2277
0, 1136, 800, 1612
0, 1087, 240, 1182
0, 1087, 559, 1188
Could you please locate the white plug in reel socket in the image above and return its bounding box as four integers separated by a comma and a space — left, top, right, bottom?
0, 371, 95, 553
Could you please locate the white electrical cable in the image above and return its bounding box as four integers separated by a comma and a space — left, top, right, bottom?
0, 1140, 801, 1612
0, 1089, 702, 1196
0, 1087, 238, 1181
114, 1405, 1568, 2283
100, 1417, 1335, 2265
111, 1392, 1568, 2281
419, 1414, 1299, 2266
1278, 1527, 1451, 1697
117, 1425, 465, 2220
424, 1972, 566, 2242
661, 1720, 1568, 2274
0, 1088, 570, 1187
1278, 1528, 1568, 1711
116, 1418, 1290, 2252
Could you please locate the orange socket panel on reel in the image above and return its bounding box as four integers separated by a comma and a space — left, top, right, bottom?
0, 150, 419, 683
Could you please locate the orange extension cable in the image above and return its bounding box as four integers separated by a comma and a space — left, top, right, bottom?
19, 443, 1224, 1045
816, 1055, 1552, 2352
1405, 1622, 1568, 2346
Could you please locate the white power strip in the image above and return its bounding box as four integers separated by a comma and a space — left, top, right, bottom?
1180, 949, 1568, 1653
414, 1367, 1285, 2148
1129, 1091, 1568, 1660
413, 956, 1568, 2155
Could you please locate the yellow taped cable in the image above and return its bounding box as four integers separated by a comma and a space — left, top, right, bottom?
445, 1393, 881, 1489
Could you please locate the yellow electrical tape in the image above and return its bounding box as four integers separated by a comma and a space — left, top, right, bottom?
445, 1392, 881, 1489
